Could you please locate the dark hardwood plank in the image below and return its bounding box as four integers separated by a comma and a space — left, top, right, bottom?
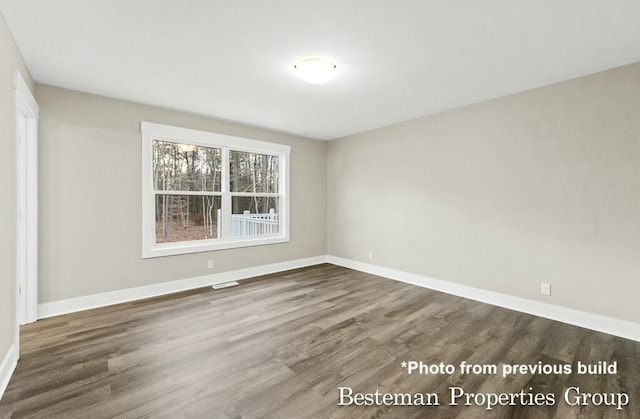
1, 263, 638, 418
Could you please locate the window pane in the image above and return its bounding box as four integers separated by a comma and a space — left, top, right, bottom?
231, 196, 279, 237
155, 194, 221, 243
153, 140, 221, 192
229, 151, 279, 193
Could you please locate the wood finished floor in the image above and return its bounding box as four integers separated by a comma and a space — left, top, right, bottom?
1, 264, 639, 418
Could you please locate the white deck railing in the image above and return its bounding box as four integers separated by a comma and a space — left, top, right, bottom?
231, 209, 278, 236
214, 208, 279, 236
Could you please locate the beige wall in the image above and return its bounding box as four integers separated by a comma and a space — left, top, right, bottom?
328, 63, 640, 323
36, 85, 327, 303
0, 15, 34, 362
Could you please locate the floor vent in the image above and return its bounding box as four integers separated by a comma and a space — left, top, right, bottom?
212, 281, 240, 290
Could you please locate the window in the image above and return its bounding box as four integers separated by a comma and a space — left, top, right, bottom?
141, 122, 290, 258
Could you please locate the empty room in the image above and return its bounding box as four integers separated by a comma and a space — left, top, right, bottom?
1, 1, 639, 418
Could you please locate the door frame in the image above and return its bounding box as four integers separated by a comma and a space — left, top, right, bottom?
14, 70, 39, 337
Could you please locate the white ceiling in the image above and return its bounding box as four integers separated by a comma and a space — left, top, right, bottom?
1, 1, 640, 140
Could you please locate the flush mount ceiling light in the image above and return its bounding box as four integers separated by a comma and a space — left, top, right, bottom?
293, 58, 337, 84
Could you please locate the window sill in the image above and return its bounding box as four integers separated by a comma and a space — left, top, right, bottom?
142, 235, 290, 258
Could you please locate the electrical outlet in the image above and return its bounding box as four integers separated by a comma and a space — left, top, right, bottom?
207, 260, 214, 269
540, 283, 551, 296
368, 251, 373, 260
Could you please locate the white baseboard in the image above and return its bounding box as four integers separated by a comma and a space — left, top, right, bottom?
327, 256, 640, 342
37, 255, 328, 319
36, 253, 640, 343
0, 344, 18, 401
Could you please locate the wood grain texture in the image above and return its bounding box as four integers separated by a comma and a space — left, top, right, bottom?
1, 264, 638, 418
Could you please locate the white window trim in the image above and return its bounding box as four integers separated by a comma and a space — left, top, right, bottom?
141, 122, 290, 258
